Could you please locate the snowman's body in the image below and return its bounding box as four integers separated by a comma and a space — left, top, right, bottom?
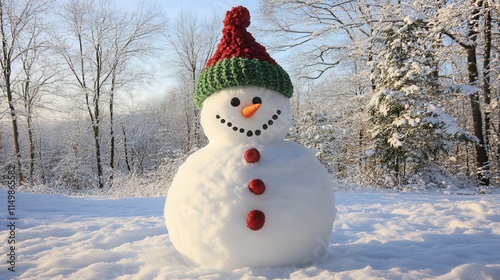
165, 87, 336, 270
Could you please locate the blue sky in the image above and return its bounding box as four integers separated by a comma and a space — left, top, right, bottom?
157, 0, 259, 17
120, 0, 259, 18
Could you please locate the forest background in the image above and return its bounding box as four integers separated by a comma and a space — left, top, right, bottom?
1, 0, 499, 196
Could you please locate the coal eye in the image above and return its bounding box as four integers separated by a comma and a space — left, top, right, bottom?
230, 97, 240, 107
252, 97, 262, 104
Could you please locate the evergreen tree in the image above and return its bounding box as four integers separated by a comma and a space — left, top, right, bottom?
367, 17, 470, 186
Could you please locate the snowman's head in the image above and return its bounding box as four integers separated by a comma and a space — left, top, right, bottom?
201, 86, 292, 145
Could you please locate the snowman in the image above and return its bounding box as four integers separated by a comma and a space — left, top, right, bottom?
164, 6, 336, 270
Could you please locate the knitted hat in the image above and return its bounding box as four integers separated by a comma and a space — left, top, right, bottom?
194, 6, 293, 109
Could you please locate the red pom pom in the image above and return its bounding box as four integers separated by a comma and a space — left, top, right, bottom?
244, 148, 260, 163
247, 210, 265, 230
224, 6, 250, 29
248, 179, 265, 195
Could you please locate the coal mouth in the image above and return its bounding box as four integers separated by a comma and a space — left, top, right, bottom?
215, 110, 282, 137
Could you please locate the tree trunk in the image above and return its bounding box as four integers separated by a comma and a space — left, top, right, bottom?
482, 3, 491, 136
0, 3, 23, 184
22, 77, 36, 180
121, 121, 131, 172
27, 109, 35, 179
468, 57, 489, 186
395, 154, 400, 186
93, 45, 104, 189
467, 0, 489, 186
368, 30, 376, 92
108, 68, 117, 188
0, 128, 3, 153
5, 69, 23, 184
37, 135, 45, 183
83, 43, 104, 189
482, 1, 493, 174
91, 122, 103, 188
184, 96, 192, 151
496, 9, 500, 174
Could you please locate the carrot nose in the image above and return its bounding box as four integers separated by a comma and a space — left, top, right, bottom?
242, 103, 261, 118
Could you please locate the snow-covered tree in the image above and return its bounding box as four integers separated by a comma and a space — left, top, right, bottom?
288, 111, 338, 175
430, 0, 496, 186
166, 11, 220, 151
367, 17, 471, 186
0, 0, 52, 184
54, 0, 166, 189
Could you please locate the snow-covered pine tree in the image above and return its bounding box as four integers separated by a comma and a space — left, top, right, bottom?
367, 16, 471, 187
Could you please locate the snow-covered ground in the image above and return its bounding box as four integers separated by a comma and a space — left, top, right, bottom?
1, 190, 499, 279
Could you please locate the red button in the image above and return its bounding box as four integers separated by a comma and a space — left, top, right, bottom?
248, 179, 265, 195
247, 210, 265, 230
244, 148, 260, 163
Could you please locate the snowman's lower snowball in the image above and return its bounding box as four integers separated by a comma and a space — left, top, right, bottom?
165, 141, 336, 270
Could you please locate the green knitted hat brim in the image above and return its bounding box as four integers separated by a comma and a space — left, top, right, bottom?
194, 57, 293, 109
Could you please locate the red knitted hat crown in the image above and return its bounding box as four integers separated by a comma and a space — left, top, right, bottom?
194, 6, 293, 109
206, 6, 276, 67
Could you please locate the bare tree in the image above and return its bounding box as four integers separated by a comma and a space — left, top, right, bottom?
260, 0, 380, 80
19, 20, 59, 181
106, 1, 166, 188
0, 0, 51, 184
167, 11, 220, 151
54, 0, 106, 189
55, 0, 166, 189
